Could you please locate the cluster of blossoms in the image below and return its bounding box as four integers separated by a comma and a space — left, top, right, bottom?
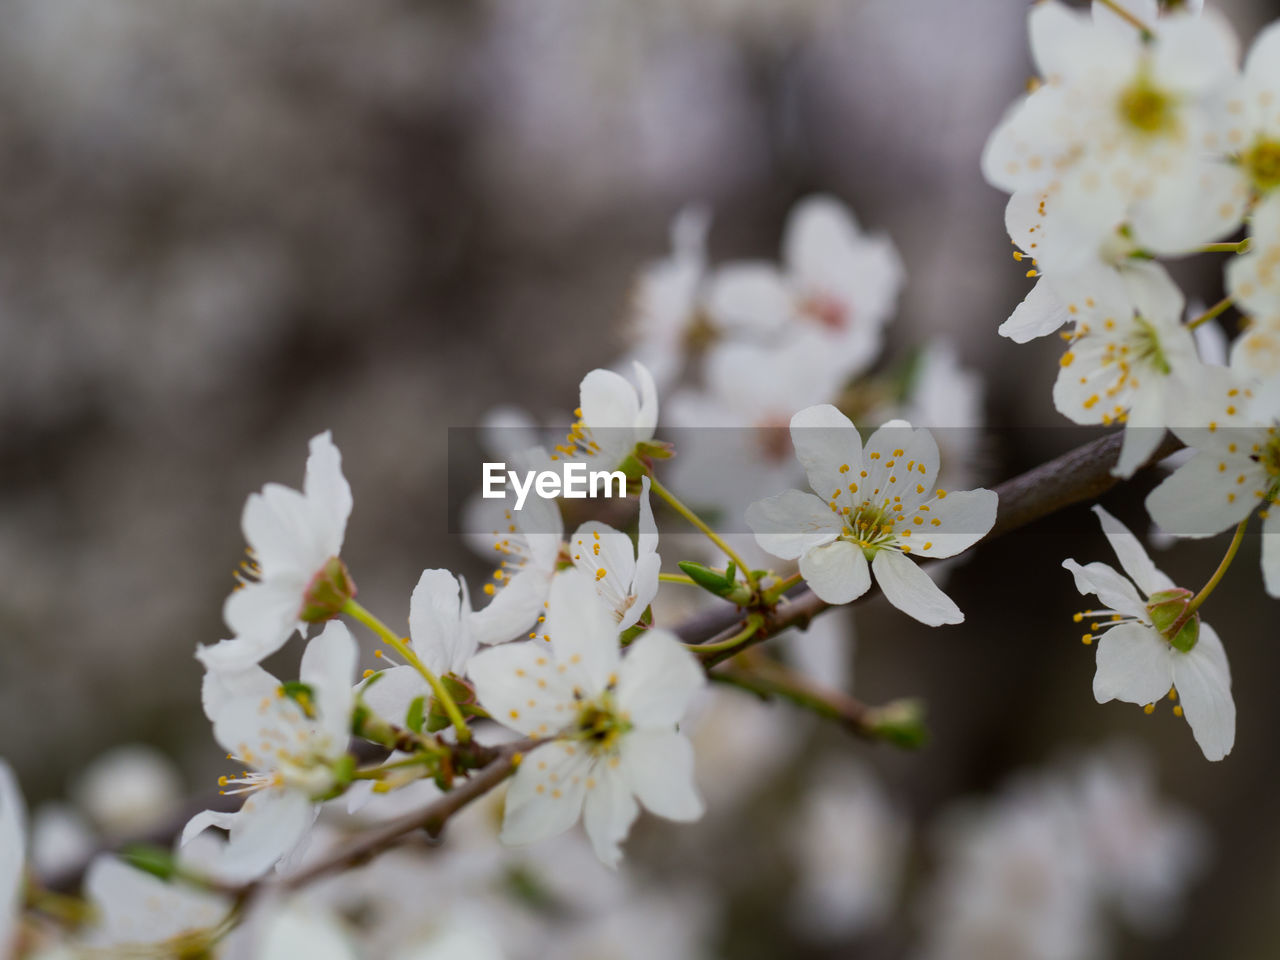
983, 0, 1280, 760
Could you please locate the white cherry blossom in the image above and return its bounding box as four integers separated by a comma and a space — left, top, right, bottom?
998, 186, 1182, 344
1145, 369, 1280, 595
1063, 506, 1234, 760
745, 405, 997, 625
468, 569, 705, 867
983, 1, 1247, 256
72, 744, 182, 838
1228, 193, 1280, 318
81, 855, 231, 953
624, 205, 710, 389
706, 194, 902, 369
199, 431, 354, 672
1230, 312, 1280, 379
183, 621, 358, 882
551, 361, 659, 473
568, 476, 660, 632
1050, 265, 1198, 477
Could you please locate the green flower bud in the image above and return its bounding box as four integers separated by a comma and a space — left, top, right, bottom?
299, 555, 357, 623
867, 698, 928, 750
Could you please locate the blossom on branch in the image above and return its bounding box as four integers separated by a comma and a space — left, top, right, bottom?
468, 569, 705, 867
746, 405, 997, 625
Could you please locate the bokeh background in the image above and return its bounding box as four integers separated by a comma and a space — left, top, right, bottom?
2, 0, 1278, 957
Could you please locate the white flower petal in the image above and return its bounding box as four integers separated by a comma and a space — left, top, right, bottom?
1092, 623, 1173, 706
546, 570, 621, 694
909, 489, 998, 559
299, 621, 357, 749
790, 404, 862, 504
620, 730, 704, 823
1172, 624, 1235, 761
355, 666, 428, 729
1061, 559, 1148, 619
471, 566, 553, 646
1091, 506, 1175, 596
258, 904, 357, 960
620, 552, 662, 633
616, 630, 705, 729
84, 856, 229, 948
302, 431, 353, 559
1000, 278, 1073, 343
1145, 451, 1261, 537
570, 521, 638, 615
218, 579, 304, 664
746, 489, 842, 561
467, 642, 576, 738
705, 262, 792, 335
409, 569, 474, 676
636, 475, 658, 559
581, 764, 640, 868
1263, 507, 1280, 599
215, 789, 314, 884
500, 743, 591, 847
871, 549, 963, 626
799, 541, 872, 606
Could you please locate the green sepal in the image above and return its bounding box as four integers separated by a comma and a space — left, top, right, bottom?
406, 696, 427, 734
330, 752, 357, 789
120, 844, 178, 881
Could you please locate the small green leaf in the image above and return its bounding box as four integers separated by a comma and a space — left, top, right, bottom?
121, 845, 177, 881
406, 696, 426, 733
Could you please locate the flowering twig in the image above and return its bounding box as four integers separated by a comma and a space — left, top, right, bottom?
711, 662, 923, 746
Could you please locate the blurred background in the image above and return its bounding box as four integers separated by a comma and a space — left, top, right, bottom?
2, 0, 1278, 957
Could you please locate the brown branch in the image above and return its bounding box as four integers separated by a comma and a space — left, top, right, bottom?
681, 429, 1183, 667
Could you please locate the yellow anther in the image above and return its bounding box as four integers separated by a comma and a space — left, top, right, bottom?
1173, 705, 1183, 717
1081, 634, 1093, 645
1143, 703, 1155, 715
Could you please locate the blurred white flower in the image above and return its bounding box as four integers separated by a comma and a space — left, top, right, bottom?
1230, 313, 1280, 379
747, 405, 996, 623
199, 431, 354, 672
1071, 747, 1208, 933
664, 332, 848, 518
72, 744, 183, 838
81, 855, 230, 953
900, 341, 987, 491
1063, 506, 1234, 760
1229, 193, 1280, 318
983, 1, 1246, 256
706, 195, 903, 370
30, 804, 94, 879
469, 570, 705, 867
183, 622, 358, 882
789, 759, 908, 941
625, 206, 711, 389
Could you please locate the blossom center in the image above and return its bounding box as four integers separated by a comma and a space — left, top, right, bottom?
1117, 75, 1177, 137
839, 502, 897, 552
573, 693, 631, 755
798, 291, 851, 331
1244, 138, 1280, 193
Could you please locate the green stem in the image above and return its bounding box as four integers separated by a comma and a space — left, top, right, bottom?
762, 572, 803, 605
658, 572, 700, 587
1186, 516, 1249, 616
1097, 0, 1153, 37
687, 614, 762, 655
647, 473, 758, 592
1187, 296, 1233, 330
343, 599, 471, 742
1196, 239, 1251, 255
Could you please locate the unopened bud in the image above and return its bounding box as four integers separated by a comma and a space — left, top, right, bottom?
299, 556, 356, 623
678, 561, 754, 605
867, 698, 928, 750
